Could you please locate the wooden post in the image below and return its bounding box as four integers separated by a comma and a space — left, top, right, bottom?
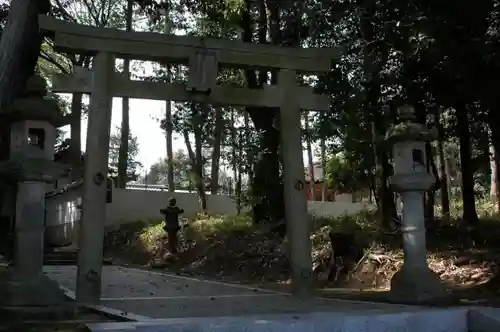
278, 69, 313, 296
76, 52, 114, 303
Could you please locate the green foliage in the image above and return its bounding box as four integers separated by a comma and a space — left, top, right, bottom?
108, 126, 142, 182
0, 2, 8, 33
34, 0, 500, 225
185, 214, 253, 236
435, 197, 500, 220
107, 211, 381, 255
144, 149, 194, 188
325, 152, 370, 194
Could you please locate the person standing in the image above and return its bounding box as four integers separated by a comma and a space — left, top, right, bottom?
160, 197, 184, 254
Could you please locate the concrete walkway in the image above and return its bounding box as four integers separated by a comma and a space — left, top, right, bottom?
44, 265, 412, 320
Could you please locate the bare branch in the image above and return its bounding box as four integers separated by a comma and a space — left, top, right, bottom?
101, 0, 110, 26
81, 0, 100, 25
52, 0, 77, 22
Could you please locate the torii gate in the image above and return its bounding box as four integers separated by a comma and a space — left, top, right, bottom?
39, 15, 339, 303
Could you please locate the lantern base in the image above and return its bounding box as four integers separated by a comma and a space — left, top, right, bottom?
0, 272, 66, 306
389, 264, 450, 305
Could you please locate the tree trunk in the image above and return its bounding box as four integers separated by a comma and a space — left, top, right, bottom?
455, 105, 479, 223
230, 110, 238, 197
320, 138, 326, 201
117, 0, 133, 188
490, 144, 497, 202
493, 149, 500, 213
488, 121, 500, 211
210, 107, 223, 194
194, 126, 207, 211
359, 0, 394, 229
236, 130, 243, 215
372, 121, 395, 229
162, 8, 175, 193
241, 0, 284, 225
70, 92, 82, 177
165, 98, 175, 192
183, 127, 207, 212
304, 113, 315, 200
434, 107, 450, 220
244, 112, 254, 187
0, 0, 50, 111
425, 142, 439, 226
488, 128, 498, 211
251, 122, 283, 222
117, 92, 130, 188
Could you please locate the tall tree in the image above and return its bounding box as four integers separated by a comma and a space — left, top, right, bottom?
183, 106, 208, 211
0, 0, 50, 111
165, 96, 175, 191
304, 112, 316, 199
145, 149, 192, 188
358, 0, 394, 228
117, 0, 134, 188
455, 105, 479, 223
230, 109, 238, 196
109, 126, 142, 183
240, 0, 284, 225
210, 107, 224, 194
320, 138, 327, 201
162, 6, 176, 192
433, 106, 450, 219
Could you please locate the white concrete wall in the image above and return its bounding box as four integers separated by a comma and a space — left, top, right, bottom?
105, 189, 239, 225
45, 187, 375, 228
45, 183, 83, 246
45, 185, 82, 227
307, 200, 375, 218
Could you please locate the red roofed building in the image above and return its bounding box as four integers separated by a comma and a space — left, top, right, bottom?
304, 162, 336, 201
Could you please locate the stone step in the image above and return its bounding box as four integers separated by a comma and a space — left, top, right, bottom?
0, 305, 116, 330
43, 251, 113, 266
43, 251, 78, 265
85, 308, 500, 332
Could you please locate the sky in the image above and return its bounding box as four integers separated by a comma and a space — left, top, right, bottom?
60, 97, 184, 173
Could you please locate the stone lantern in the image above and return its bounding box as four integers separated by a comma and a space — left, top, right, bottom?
0, 75, 66, 307
385, 104, 448, 304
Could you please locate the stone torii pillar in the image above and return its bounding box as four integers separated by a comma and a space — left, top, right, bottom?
75, 52, 115, 303
386, 104, 448, 304
278, 69, 313, 296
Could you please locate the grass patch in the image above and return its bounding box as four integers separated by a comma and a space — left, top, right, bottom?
185, 214, 253, 238
435, 197, 500, 220
103, 207, 500, 298
104, 211, 397, 285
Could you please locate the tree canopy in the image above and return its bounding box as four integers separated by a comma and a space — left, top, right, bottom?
0, 0, 499, 229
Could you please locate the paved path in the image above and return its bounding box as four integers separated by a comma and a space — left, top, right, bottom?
44, 265, 413, 320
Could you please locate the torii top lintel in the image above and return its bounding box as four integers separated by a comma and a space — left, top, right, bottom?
38, 15, 340, 73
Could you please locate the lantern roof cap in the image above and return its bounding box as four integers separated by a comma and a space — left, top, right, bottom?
0, 75, 64, 125
24, 75, 48, 97
385, 104, 436, 145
